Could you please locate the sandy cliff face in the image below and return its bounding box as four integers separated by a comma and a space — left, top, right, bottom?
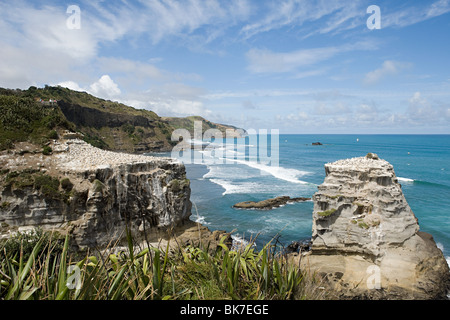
0, 139, 192, 250
298, 153, 449, 299
311, 153, 419, 257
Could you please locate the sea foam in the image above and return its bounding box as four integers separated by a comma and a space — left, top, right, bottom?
437, 243, 450, 268
231, 159, 311, 184
209, 179, 270, 195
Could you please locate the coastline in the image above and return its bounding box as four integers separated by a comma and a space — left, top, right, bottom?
161, 134, 450, 260
1, 134, 449, 299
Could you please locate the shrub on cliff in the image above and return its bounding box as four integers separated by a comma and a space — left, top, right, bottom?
4, 170, 71, 202
0, 94, 72, 149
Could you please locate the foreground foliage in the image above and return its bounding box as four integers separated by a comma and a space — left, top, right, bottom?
0, 228, 326, 300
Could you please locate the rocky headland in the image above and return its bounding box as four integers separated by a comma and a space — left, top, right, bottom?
0, 138, 230, 251
294, 153, 449, 299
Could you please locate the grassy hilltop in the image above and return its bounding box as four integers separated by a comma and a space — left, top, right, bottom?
0, 86, 244, 153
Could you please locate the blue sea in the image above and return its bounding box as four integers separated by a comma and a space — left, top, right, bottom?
150, 134, 450, 264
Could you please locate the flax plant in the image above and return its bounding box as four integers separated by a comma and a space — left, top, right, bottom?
0, 228, 326, 300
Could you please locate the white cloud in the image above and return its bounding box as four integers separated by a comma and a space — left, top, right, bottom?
118, 83, 213, 118
407, 92, 435, 122
58, 75, 121, 100
363, 61, 410, 85
0, 2, 128, 88
125, 95, 211, 118
0, 2, 100, 60
57, 81, 85, 92
89, 75, 121, 98
405, 91, 450, 127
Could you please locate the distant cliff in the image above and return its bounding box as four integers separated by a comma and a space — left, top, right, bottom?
0, 86, 246, 153
163, 116, 247, 138
297, 153, 449, 299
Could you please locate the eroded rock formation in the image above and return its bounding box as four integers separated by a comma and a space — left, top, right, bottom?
0, 139, 226, 251
297, 153, 449, 299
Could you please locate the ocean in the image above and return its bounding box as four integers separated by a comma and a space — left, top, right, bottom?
149, 134, 450, 263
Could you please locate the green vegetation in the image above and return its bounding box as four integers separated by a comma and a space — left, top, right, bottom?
0, 94, 71, 150
4, 170, 71, 201
351, 218, 378, 229
0, 228, 64, 263
34, 174, 60, 198
47, 130, 58, 140
42, 145, 52, 155
358, 222, 369, 229
5, 169, 37, 189
0, 86, 160, 120
317, 208, 337, 217
0, 202, 10, 210
60, 178, 74, 192
324, 194, 343, 200
81, 132, 109, 150
169, 179, 190, 193
0, 229, 326, 300
93, 179, 105, 193
122, 123, 135, 135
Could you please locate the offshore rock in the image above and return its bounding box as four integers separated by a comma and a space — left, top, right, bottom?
297, 153, 449, 299
233, 196, 310, 210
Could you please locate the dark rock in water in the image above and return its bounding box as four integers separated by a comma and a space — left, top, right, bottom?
312, 142, 323, 146
233, 196, 310, 210
285, 238, 312, 254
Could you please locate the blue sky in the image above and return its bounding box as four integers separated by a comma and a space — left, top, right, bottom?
1, 0, 450, 133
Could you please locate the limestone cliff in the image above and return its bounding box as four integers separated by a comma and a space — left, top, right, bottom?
0, 139, 195, 250
297, 153, 449, 299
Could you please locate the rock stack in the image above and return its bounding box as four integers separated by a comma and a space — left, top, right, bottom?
299, 153, 449, 299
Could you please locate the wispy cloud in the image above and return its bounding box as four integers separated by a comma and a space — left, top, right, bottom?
239, 0, 450, 40
363, 60, 411, 85
382, 0, 450, 28
136, 0, 251, 45
246, 41, 377, 74
239, 0, 364, 39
